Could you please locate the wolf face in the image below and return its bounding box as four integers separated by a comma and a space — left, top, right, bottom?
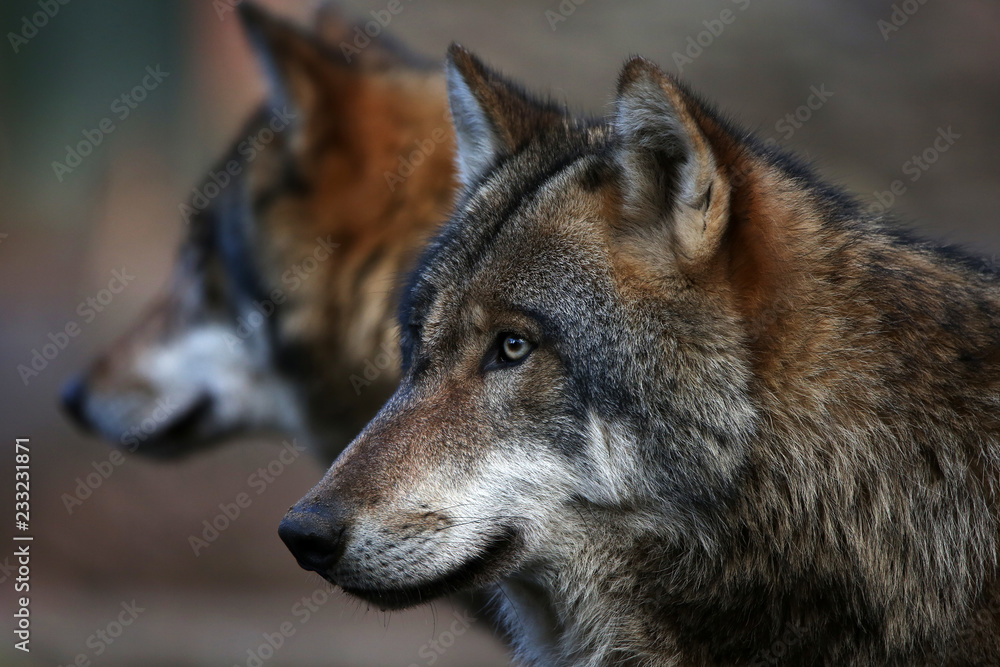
282, 45, 756, 657
62, 5, 456, 460
283, 46, 1000, 665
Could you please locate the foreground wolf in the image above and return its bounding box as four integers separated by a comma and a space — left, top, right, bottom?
61, 5, 455, 461
280, 46, 1000, 665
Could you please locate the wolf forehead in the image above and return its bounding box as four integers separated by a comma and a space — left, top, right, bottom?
400, 125, 624, 326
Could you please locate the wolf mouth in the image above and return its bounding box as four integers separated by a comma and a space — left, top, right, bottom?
337, 525, 521, 610
118, 395, 217, 458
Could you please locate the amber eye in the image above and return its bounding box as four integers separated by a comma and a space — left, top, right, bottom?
499, 335, 532, 363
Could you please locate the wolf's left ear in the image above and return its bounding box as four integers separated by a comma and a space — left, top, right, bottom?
446, 44, 565, 186
239, 3, 336, 124
614, 57, 730, 266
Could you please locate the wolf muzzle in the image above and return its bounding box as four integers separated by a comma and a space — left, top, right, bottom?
61, 373, 94, 433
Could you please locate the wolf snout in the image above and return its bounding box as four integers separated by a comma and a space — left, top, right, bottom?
278, 504, 346, 575
60, 374, 94, 433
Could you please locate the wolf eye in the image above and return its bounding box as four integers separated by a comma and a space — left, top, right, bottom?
499, 335, 532, 364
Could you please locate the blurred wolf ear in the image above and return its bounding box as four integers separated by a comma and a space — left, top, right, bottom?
445, 44, 565, 186
613, 57, 730, 266
238, 2, 341, 125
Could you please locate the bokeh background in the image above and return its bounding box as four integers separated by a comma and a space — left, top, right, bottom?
2, 1, 999, 665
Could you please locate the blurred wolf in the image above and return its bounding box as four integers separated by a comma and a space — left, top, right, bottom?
61, 4, 456, 461
280, 46, 1000, 665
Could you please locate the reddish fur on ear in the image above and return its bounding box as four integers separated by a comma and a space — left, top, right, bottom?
684, 94, 830, 369
612, 56, 809, 358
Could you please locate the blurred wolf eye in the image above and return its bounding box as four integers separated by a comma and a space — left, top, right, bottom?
499, 335, 532, 364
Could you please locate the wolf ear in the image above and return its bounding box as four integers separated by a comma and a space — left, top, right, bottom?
238, 3, 336, 123
613, 57, 730, 266
446, 44, 565, 186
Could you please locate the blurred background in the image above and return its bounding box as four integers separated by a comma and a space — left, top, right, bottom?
2, 1, 998, 665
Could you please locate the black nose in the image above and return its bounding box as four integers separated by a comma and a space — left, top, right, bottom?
61, 375, 93, 433
279, 507, 345, 575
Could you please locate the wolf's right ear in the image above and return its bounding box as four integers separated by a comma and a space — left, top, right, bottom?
446, 44, 565, 186
613, 57, 731, 268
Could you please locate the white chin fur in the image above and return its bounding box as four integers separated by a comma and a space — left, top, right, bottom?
89, 323, 304, 444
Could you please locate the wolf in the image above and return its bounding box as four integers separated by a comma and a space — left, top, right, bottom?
60, 4, 456, 462
279, 45, 1000, 665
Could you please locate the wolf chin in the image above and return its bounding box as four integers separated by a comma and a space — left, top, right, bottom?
280, 45, 1000, 665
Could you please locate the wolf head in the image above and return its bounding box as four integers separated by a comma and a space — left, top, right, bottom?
281, 44, 759, 611
283, 47, 1000, 664
61, 4, 456, 459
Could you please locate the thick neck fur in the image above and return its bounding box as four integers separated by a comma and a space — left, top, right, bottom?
729, 166, 1000, 663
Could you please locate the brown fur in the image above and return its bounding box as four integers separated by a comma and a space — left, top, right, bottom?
281, 48, 1000, 665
